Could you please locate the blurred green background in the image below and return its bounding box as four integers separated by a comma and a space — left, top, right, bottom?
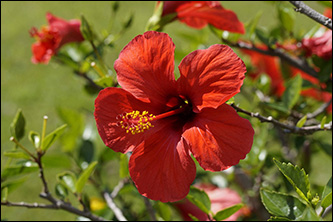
1, 1, 328, 221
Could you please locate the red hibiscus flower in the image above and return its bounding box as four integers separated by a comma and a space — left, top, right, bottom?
94, 31, 254, 202
159, 1, 245, 33
29, 12, 84, 64
173, 184, 250, 221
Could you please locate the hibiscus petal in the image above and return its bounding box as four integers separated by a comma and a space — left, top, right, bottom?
114, 31, 177, 107
129, 121, 196, 202
176, 2, 245, 33
177, 44, 247, 112
94, 87, 154, 153
182, 104, 254, 171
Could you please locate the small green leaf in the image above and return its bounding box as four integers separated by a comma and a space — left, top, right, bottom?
41, 124, 67, 151
213, 203, 243, 221
57, 171, 77, 193
1, 176, 28, 194
1, 161, 39, 180
187, 186, 211, 215
268, 216, 292, 221
94, 76, 114, 88
273, 158, 311, 204
29, 131, 40, 149
296, 115, 307, 128
4, 151, 31, 160
55, 183, 69, 199
1, 187, 8, 201
278, 6, 295, 32
320, 116, 327, 129
154, 201, 172, 221
298, 207, 321, 221
80, 15, 94, 41
245, 11, 263, 41
75, 161, 98, 193
10, 109, 26, 141
321, 177, 332, 209
119, 154, 129, 178
260, 189, 307, 220
282, 74, 302, 111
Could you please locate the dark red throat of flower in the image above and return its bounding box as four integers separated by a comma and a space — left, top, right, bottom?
116, 102, 191, 135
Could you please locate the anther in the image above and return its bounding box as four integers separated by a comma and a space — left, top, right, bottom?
116, 110, 155, 134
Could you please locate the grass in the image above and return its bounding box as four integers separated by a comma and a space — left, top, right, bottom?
1, 1, 327, 220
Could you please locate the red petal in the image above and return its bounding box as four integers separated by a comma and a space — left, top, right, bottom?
182, 104, 254, 171
46, 12, 84, 46
177, 44, 246, 112
129, 121, 196, 202
176, 2, 245, 33
94, 87, 154, 153
114, 31, 177, 107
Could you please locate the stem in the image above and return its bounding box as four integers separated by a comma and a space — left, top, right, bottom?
290, 1, 332, 30
40, 116, 48, 152
89, 40, 107, 77
10, 137, 36, 160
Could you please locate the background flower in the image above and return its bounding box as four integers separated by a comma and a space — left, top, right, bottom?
29, 12, 84, 64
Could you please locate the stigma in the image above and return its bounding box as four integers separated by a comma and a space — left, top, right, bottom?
116, 110, 155, 135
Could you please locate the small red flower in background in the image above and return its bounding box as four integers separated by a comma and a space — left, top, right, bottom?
160, 1, 245, 33
29, 12, 84, 64
241, 44, 332, 113
94, 31, 254, 202
302, 8, 332, 60
173, 184, 250, 221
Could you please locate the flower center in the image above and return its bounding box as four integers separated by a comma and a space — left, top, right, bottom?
116, 97, 192, 135
116, 111, 155, 135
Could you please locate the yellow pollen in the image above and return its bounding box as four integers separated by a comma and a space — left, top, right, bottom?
116, 110, 155, 134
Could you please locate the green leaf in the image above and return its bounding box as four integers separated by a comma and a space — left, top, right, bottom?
57, 171, 77, 193
41, 124, 67, 151
296, 115, 307, 128
119, 154, 129, 178
1, 187, 8, 201
75, 161, 98, 193
321, 177, 332, 209
298, 207, 322, 221
3, 151, 30, 160
55, 183, 69, 199
154, 201, 172, 221
187, 186, 211, 215
1, 161, 39, 180
260, 189, 307, 220
1, 176, 28, 194
80, 15, 93, 41
245, 11, 263, 41
282, 74, 302, 110
94, 76, 114, 88
320, 116, 327, 129
268, 216, 292, 221
273, 158, 311, 204
28, 131, 40, 149
10, 109, 26, 141
213, 203, 243, 221
278, 6, 295, 32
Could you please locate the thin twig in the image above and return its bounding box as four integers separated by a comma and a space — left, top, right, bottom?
231, 40, 318, 78
103, 191, 127, 221
306, 97, 332, 119
230, 103, 332, 135
290, 1, 332, 30
1, 201, 57, 209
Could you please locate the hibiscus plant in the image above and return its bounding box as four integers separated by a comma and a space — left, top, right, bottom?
1, 1, 332, 221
